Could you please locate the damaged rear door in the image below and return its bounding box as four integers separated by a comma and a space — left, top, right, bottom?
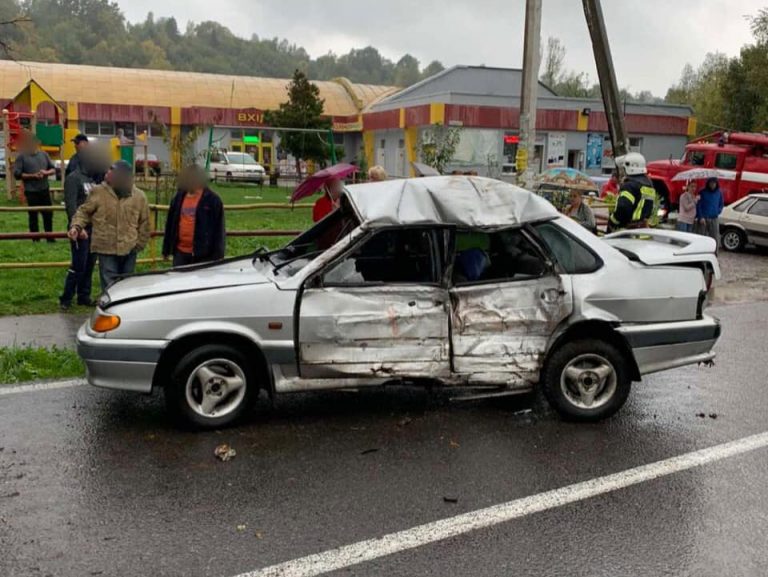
449, 227, 573, 386
297, 227, 450, 379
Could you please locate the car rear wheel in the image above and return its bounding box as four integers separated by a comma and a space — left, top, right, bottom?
542, 339, 631, 422
166, 344, 257, 430
721, 228, 746, 252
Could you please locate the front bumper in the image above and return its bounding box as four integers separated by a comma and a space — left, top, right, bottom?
616, 315, 721, 376
76, 324, 168, 393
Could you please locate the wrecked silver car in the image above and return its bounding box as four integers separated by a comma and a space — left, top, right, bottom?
76, 176, 721, 429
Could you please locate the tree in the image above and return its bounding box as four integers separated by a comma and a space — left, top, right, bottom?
417, 124, 462, 174
265, 69, 330, 177
421, 60, 444, 80
393, 54, 421, 87
541, 36, 566, 90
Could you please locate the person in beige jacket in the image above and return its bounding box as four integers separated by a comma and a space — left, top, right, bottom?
68, 160, 150, 290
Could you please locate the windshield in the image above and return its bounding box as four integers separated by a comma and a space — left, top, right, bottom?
227, 153, 257, 165
256, 200, 360, 278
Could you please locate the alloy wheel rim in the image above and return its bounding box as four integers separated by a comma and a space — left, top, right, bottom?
560, 353, 617, 410
723, 231, 740, 250
185, 358, 247, 419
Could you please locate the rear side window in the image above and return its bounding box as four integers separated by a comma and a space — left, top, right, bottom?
452, 229, 548, 285
715, 153, 738, 170
732, 197, 756, 213
748, 199, 768, 217
533, 222, 602, 275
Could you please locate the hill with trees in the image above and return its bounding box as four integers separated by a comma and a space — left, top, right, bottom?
0, 0, 444, 86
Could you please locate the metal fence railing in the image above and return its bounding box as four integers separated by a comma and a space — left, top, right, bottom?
0, 203, 311, 270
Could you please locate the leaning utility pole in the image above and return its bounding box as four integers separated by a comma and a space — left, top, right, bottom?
517, 0, 542, 189
583, 0, 630, 173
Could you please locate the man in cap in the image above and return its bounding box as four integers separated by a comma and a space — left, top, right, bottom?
66, 134, 90, 178
68, 160, 150, 290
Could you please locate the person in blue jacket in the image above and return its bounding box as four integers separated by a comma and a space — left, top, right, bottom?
696, 177, 724, 245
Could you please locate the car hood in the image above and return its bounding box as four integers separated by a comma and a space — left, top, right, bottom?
104, 256, 272, 306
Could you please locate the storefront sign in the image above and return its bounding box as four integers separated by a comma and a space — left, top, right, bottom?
332, 120, 363, 132
237, 110, 265, 125
586, 133, 603, 170
546, 132, 567, 168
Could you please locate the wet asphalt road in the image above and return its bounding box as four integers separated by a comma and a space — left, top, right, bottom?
2, 301, 768, 577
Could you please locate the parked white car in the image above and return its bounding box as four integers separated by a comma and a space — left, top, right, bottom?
209, 150, 265, 184
719, 193, 768, 251
77, 176, 721, 429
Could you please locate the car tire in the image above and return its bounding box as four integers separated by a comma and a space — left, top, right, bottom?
165, 344, 258, 430
721, 228, 746, 252
541, 339, 631, 422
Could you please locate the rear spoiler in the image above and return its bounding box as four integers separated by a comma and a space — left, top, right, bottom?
604, 229, 717, 255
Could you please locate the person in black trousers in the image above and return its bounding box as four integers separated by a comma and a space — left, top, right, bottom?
163, 165, 225, 267
59, 146, 109, 309
13, 131, 56, 241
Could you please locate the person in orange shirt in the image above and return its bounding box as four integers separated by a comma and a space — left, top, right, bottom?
163, 165, 225, 267
312, 178, 343, 222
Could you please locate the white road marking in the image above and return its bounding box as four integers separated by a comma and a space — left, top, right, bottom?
0, 378, 86, 396
235, 430, 768, 577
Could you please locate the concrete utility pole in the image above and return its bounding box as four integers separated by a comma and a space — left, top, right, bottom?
517, 0, 542, 190
582, 0, 630, 171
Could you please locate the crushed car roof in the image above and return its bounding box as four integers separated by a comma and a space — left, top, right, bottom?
344, 176, 559, 228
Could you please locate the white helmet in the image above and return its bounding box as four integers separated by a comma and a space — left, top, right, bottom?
615, 152, 647, 176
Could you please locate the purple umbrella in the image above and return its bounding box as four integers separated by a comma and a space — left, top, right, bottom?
290, 163, 358, 202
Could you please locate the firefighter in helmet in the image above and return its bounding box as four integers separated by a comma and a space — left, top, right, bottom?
608, 152, 657, 231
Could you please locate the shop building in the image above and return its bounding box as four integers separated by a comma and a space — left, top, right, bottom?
0, 60, 397, 171
1, 61, 694, 178
360, 66, 695, 178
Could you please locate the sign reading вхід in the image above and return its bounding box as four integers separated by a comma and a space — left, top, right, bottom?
237, 110, 265, 125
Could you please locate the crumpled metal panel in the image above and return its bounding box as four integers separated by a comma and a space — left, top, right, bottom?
344, 176, 558, 229
299, 285, 449, 378
450, 277, 571, 384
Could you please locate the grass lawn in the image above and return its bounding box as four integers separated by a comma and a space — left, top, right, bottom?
0, 181, 314, 316
0, 345, 84, 383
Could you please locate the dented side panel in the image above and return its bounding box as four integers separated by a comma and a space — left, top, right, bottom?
299, 285, 450, 379
450, 276, 572, 386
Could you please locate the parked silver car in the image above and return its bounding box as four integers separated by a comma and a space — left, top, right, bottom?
719, 193, 768, 252
77, 176, 721, 429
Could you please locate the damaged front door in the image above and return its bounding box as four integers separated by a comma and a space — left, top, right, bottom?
298, 227, 450, 379
449, 228, 573, 387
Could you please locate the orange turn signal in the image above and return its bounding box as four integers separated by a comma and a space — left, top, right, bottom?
92, 314, 121, 333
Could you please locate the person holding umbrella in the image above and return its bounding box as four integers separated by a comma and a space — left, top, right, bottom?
676, 181, 698, 233
312, 178, 344, 222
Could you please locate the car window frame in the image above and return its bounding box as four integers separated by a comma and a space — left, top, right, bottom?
685, 150, 708, 167
449, 225, 555, 288
731, 197, 757, 213
715, 152, 739, 171
529, 220, 604, 275
316, 225, 449, 289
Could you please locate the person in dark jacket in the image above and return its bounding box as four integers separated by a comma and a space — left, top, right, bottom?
695, 177, 724, 244
65, 133, 89, 178
163, 165, 225, 267
59, 146, 109, 309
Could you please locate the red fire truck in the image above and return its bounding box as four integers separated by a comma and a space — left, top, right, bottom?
646, 132, 768, 208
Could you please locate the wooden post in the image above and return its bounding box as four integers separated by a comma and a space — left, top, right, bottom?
2, 109, 11, 200
149, 205, 157, 269
143, 136, 149, 180
518, 0, 542, 190
583, 0, 630, 174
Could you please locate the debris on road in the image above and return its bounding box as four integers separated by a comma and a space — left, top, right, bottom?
443, 496, 459, 504
360, 448, 379, 455
214, 444, 237, 462
709, 413, 719, 419
397, 416, 412, 427
696, 413, 706, 418
236, 524, 247, 532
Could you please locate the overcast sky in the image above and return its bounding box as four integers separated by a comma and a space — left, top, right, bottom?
115, 0, 760, 95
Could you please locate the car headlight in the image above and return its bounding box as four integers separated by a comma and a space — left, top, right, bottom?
92, 314, 121, 333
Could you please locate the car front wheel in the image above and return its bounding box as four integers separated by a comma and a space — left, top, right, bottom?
721, 228, 745, 252
541, 339, 631, 422
166, 344, 257, 429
